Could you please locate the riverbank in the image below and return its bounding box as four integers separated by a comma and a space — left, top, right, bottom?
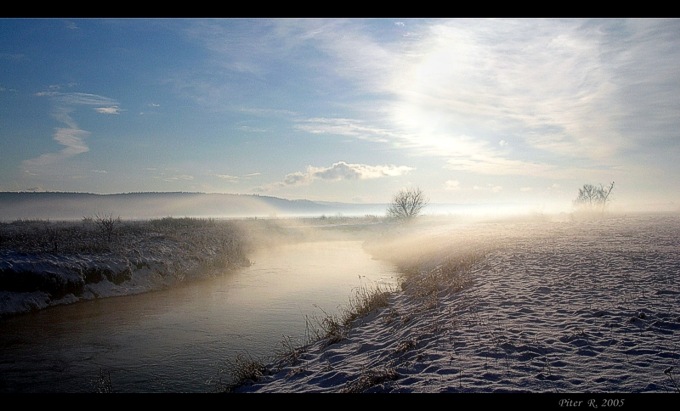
3, 212, 679, 395
0, 217, 259, 319
229, 212, 680, 393
0, 215, 391, 320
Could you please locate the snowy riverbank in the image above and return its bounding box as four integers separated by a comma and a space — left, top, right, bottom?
0, 217, 254, 319
231, 213, 680, 394
3, 212, 679, 397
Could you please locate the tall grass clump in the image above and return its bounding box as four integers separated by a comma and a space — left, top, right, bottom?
226, 282, 396, 391
220, 353, 269, 393
304, 282, 395, 346
343, 283, 393, 324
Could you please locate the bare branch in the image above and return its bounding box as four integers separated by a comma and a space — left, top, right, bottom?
387, 187, 428, 220
574, 182, 614, 212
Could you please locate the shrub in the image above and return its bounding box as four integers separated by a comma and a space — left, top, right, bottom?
387, 187, 428, 220
574, 182, 615, 212
94, 213, 120, 243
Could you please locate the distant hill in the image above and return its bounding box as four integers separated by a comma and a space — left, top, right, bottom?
0, 192, 390, 221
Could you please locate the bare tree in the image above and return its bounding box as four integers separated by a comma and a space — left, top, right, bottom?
387, 187, 428, 220
574, 181, 615, 212
94, 212, 120, 243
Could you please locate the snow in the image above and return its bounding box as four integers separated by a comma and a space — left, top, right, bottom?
231, 213, 680, 394
0, 218, 252, 319
2, 212, 680, 396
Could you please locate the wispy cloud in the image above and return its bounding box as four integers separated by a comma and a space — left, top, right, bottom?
294, 118, 396, 143
168, 175, 194, 181
158, 174, 194, 182
153, 18, 680, 198
94, 106, 122, 115
179, 18, 680, 151
22, 126, 90, 175
375, 19, 618, 168
282, 19, 680, 180
216, 174, 239, 183
64, 20, 79, 30
444, 153, 555, 176
22, 91, 120, 175
35, 91, 119, 107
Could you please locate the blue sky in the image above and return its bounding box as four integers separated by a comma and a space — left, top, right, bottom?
1, 18, 679, 213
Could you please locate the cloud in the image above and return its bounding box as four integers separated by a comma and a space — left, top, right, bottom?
22, 127, 90, 173
64, 20, 79, 30
181, 19, 625, 179
53, 127, 89, 155
271, 20, 606, 178
313, 161, 412, 181
257, 161, 414, 192
294, 118, 394, 143
161, 174, 194, 182
22, 91, 120, 175
282, 19, 680, 181
35, 91, 118, 108
94, 106, 122, 115
283, 172, 309, 185
302, 161, 414, 184
216, 174, 239, 183
444, 154, 555, 177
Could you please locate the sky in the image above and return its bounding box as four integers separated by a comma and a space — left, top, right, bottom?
1, 18, 679, 214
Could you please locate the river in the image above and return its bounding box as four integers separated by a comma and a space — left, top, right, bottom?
0, 239, 400, 393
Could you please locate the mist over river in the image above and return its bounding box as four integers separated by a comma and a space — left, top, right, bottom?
0, 239, 399, 393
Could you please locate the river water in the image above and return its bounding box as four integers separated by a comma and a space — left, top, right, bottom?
0, 239, 400, 393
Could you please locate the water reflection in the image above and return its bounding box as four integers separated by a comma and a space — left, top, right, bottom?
0, 240, 398, 393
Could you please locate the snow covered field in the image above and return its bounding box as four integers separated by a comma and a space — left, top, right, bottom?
2, 212, 679, 396
232, 212, 680, 394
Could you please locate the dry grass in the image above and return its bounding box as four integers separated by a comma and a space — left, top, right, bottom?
342, 283, 393, 325
221, 353, 268, 392
226, 282, 398, 391
274, 335, 305, 366
399, 249, 488, 314
225, 222, 494, 392
0, 216, 249, 260
0, 217, 253, 303
341, 367, 400, 393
